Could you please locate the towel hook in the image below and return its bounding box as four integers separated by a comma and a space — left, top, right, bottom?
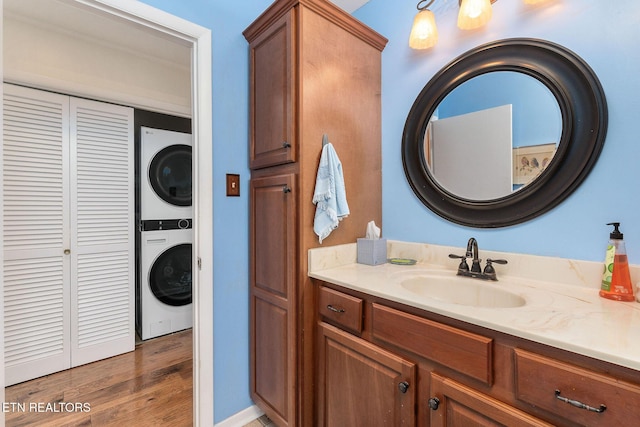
322, 134, 329, 147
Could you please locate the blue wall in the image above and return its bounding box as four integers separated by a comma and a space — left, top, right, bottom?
138, 0, 271, 423
355, 0, 640, 262
140, 0, 640, 423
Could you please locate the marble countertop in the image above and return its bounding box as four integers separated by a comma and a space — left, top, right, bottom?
308, 242, 640, 371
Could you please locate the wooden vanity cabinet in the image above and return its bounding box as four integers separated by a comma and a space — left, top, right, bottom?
245, 1, 387, 425
317, 286, 416, 426
315, 281, 640, 427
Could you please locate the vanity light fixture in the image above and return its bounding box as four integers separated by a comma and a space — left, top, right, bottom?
409, 0, 553, 50
410, 0, 498, 50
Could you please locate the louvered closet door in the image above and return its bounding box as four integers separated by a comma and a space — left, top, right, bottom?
3, 84, 72, 385
70, 98, 134, 367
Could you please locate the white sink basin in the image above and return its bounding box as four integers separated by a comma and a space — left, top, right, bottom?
399, 275, 526, 308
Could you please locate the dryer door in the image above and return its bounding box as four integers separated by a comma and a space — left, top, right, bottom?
149, 243, 192, 306
148, 144, 192, 207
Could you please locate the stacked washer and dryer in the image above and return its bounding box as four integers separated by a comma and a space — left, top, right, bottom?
137, 126, 193, 340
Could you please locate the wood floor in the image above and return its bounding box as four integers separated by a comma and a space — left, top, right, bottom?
243, 414, 276, 427
5, 329, 193, 427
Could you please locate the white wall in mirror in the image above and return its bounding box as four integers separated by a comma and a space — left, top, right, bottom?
430, 105, 513, 199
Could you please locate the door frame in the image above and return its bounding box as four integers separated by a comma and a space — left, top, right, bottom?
0, 1, 214, 425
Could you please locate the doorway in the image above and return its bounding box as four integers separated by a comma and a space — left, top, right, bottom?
0, 0, 214, 425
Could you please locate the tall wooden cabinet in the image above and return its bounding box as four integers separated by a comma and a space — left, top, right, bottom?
244, 1, 387, 425
3, 84, 135, 385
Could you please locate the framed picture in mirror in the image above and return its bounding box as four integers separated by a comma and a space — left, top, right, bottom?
513, 143, 557, 188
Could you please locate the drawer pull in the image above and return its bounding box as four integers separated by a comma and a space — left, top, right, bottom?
326, 305, 345, 314
555, 390, 607, 413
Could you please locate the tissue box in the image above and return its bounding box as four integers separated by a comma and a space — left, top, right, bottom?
357, 238, 387, 265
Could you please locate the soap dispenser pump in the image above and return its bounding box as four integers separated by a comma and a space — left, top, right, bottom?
600, 222, 635, 301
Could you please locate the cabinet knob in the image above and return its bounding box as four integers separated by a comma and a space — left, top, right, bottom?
282, 186, 292, 194
398, 381, 410, 394
282, 141, 291, 149
428, 397, 440, 410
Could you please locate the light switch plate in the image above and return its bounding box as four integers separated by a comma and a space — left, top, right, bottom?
226, 174, 240, 197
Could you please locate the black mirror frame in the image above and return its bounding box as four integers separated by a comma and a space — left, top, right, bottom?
402, 38, 607, 228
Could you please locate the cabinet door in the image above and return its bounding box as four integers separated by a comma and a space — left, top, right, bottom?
248, 10, 295, 169
429, 372, 553, 427
318, 322, 416, 427
250, 173, 296, 426
69, 98, 134, 367
3, 84, 72, 386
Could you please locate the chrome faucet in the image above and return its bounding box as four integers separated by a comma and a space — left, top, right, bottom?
449, 238, 508, 281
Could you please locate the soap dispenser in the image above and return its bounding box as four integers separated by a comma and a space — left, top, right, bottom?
600, 222, 635, 301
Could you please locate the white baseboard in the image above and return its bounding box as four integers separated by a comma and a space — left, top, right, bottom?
214, 405, 264, 427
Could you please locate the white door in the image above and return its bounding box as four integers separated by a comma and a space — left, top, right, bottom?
2, 85, 134, 384
3, 85, 72, 385
69, 98, 134, 367
431, 104, 513, 200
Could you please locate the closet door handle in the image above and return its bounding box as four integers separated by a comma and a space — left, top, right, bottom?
64, 249, 71, 255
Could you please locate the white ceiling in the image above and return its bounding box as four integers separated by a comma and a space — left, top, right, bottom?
4, 0, 194, 63
331, 0, 371, 13
4, 0, 373, 65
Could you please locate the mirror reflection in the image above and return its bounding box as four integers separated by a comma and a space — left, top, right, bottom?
424, 71, 562, 200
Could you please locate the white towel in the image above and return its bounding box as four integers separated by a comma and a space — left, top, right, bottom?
313, 139, 350, 243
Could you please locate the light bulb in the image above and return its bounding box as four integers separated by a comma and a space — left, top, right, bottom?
458, 0, 493, 30
409, 9, 439, 49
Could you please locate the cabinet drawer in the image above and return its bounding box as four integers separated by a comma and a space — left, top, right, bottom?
514, 349, 640, 426
318, 286, 363, 334
371, 303, 493, 385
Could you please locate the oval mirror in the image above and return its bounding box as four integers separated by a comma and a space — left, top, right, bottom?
402, 38, 607, 228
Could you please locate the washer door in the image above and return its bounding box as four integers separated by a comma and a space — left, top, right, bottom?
149, 243, 192, 306
148, 144, 192, 207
